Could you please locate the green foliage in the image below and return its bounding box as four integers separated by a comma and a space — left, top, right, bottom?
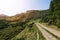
40, 10, 49, 22
11, 23, 45, 40
1, 3, 60, 39
42, 0, 60, 28
0, 19, 26, 40
56, 20, 60, 28
0, 19, 9, 29
17, 38, 25, 40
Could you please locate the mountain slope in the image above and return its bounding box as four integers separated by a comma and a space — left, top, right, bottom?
0, 14, 8, 18
0, 10, 48, 40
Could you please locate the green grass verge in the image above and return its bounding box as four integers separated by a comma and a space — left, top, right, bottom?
11, 21, 45, 40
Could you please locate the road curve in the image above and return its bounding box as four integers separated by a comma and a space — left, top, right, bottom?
35, 23, 57, 40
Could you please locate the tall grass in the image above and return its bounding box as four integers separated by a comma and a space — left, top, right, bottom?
11, 23, 45, 40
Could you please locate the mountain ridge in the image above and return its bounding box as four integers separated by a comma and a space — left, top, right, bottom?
0, 14, 8, 18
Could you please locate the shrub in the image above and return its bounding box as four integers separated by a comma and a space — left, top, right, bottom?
17, 38, 25, 40
56, 20, 60, 28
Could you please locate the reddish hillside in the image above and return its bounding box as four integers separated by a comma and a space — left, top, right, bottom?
0, 14, 8, 18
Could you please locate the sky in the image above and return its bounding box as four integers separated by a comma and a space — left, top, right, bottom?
0, 0, 51, 16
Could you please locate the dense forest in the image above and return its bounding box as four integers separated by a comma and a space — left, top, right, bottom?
41, 0, 60, 28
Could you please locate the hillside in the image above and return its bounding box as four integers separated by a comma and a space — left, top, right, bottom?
0, 7, 60, 40
0, 14, 8, 19
0, 0, 60, 40
0, 10, 48, 40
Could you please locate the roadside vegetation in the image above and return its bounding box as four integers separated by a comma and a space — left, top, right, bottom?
11, 21, 45, 40
40, 0, 60, 28
0, 10, 47, 40
0, 0, 60, 40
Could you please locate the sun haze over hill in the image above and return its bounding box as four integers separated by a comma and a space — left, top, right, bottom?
0, 0, 50, 16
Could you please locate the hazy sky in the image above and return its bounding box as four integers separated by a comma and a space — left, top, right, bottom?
0, 0, 51, 16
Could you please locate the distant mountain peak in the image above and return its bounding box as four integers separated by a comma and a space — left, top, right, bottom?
0, 14, 8, 18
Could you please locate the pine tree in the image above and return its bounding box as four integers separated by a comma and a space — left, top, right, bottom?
49, 0, 60, 28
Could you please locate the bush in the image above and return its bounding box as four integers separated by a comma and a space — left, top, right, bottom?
56, 20, 60, 28
0, 26, 5, 29
17, 38, 25, 40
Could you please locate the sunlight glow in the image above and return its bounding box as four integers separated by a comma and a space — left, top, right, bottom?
0, 0, 50, 16
0, 0, 31, 16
